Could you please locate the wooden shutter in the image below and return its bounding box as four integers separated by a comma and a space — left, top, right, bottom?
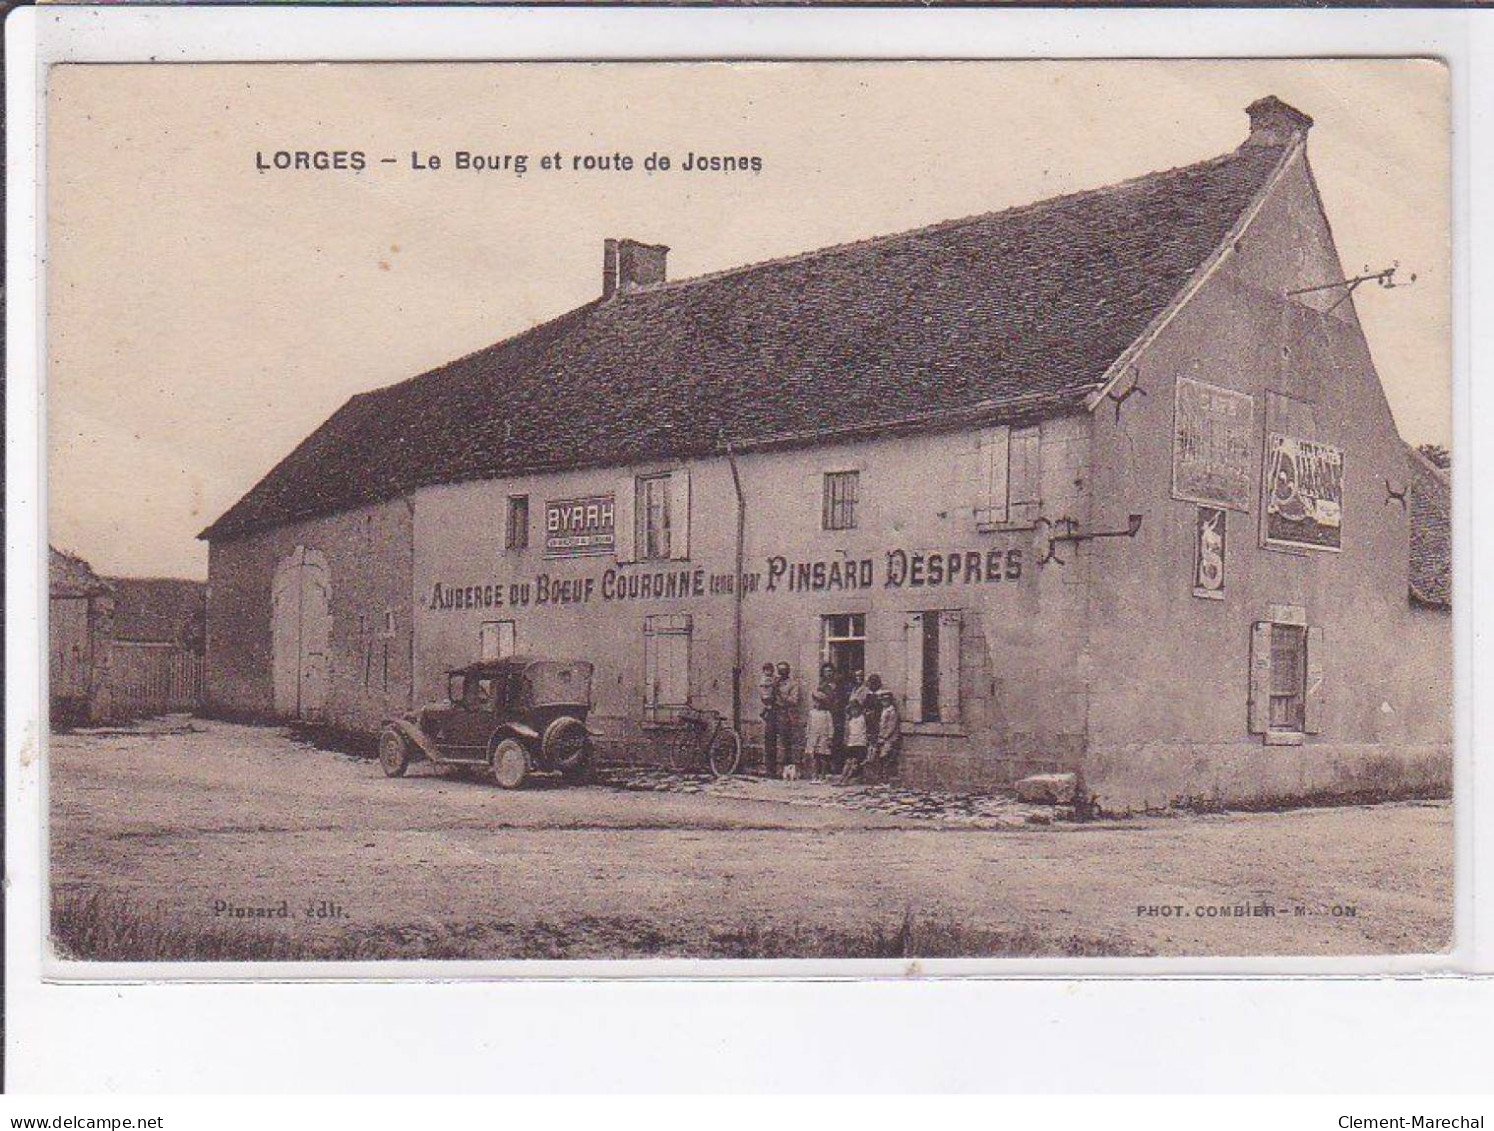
1248, 620, 1272, 734
643, 624, 658, 708
614, 477, 636, 563
937, 610, 962, 725
669, 467, 691, 560
1304, 625, 1325, 734
975, 427, 1010, 526
660, 632, 691, 706
904, 614, 925, 723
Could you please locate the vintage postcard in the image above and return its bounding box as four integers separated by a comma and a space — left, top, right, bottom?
44, 59, 1453, 967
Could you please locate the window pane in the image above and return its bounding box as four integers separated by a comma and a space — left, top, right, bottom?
921, 614, 941, 722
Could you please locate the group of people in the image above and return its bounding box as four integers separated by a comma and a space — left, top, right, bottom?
758, 661, 901, 783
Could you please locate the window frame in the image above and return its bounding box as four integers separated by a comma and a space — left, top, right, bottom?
822, 470, 860, 532
505, 495, 530, 551
904, 609, 964, 731
636, 473, 673, 561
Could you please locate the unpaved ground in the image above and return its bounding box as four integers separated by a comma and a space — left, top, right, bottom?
48, 719, 1453, 958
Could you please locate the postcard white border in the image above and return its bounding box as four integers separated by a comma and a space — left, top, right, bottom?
6, 5, 1490, 1091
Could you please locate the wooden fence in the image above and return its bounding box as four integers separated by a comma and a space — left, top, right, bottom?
108, 642, 203, 717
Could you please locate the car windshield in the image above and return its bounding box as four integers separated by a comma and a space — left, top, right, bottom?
449, 674, 502, 709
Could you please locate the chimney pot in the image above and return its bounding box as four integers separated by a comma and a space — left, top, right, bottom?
1244, 95, 1314, 148
602, 238, 669, 297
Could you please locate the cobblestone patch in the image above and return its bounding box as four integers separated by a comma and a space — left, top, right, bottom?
596, 764, 1055, 827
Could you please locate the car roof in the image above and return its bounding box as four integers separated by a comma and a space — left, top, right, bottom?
446, 656, 588, 677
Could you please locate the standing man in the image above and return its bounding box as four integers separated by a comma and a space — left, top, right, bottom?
774, 662, 802, 779
759, 662, 781, 778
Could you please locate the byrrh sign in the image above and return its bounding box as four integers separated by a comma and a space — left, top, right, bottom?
545, 494, 616, 558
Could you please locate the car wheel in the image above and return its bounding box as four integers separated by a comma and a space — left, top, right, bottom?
491, 738, 529, 790
378, 728, 410, 778
560, 748, 593, 785
542, 716, 590, 772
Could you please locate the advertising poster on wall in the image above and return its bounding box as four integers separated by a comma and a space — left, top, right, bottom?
545, 495, 617, 559
1193, 507, 1227, 600
1172, 377, 1256, 512
1262, 434, 1345, 551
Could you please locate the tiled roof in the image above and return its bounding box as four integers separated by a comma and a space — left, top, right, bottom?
49, 546, 113, 598
1407, 444, 1451, 610
202, 141, 1289, 541
108, 577, 207, 644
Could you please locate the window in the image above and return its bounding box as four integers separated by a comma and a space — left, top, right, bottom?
506, 495, 530, 551
644, 613, 692, 721
820, 613, 866, 677
616, 469, 690, 563
822, 471, 859, 531
1008, 426, 1041, 525
637, 474, 672, 561
480, 620, 516, 662
904, 610, 962, 725
1249, 614, 1324, 741
1269, 624, 1306, 731
975, 425, 1040, 527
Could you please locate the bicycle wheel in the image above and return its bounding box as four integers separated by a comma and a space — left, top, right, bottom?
707, 725, 742, 777
663, 725, 699, 774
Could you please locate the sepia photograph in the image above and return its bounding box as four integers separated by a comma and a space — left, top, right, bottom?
43, 59, 1453, 966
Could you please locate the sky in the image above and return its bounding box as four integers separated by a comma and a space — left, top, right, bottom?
46, 60, 1450, 580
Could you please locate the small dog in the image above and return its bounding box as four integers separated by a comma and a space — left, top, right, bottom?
781, 763, 801, 781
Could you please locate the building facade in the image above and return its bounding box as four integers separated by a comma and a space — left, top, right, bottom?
202, 97, 1452, 809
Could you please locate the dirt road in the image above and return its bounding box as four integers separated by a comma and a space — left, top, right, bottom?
48, 719, 1453, 959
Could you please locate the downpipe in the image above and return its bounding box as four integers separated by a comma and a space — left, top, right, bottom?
725, 440, 747, 735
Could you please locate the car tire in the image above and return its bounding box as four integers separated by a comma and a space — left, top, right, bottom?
560, 748, 593, 785
491, 738, 529, 790
378, 728, 410, 778
542, 716, 590, 772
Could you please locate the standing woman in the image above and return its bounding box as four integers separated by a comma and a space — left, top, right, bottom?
805, 672, 835, 779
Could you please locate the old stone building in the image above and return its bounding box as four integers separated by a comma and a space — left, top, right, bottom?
201, 97, 1451, 809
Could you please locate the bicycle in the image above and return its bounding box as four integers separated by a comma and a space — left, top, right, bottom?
660, 706, 742, 777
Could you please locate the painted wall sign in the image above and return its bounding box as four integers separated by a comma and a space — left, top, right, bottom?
544, 494, 615, 558
1172, 377, 1256, 512
1263, 434, 1344, 552
425, 546, 1024, 614
1192, 506, 1226, 600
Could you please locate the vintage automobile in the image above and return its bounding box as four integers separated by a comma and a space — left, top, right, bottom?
378, 657, 596, 789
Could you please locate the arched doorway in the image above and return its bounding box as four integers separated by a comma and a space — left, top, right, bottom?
271, 546, 331, 719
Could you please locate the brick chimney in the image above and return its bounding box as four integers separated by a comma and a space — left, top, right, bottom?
1244, 96, 1314, 148
602, 238, 669, 297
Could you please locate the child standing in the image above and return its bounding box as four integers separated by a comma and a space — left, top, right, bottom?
841, 698, 869, 783
803, 687, 834, 779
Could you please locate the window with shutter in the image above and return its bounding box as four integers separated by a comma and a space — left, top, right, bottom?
480, 620, 516, 661
903, 615, 925, 723
644, 613, 692, 721
937, 610, 962, 724
505, 496, 530, 551
613, 478, 636, 563
1249, 614, 1322, 742
1008, 426, 1041, 525
1304, 625, 1325, 734
904, 611, 962, 725
1248, 621, 1273, 734
974, 427, 1010, 528
637, 474, 672, 561
669, 468, 691, 559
